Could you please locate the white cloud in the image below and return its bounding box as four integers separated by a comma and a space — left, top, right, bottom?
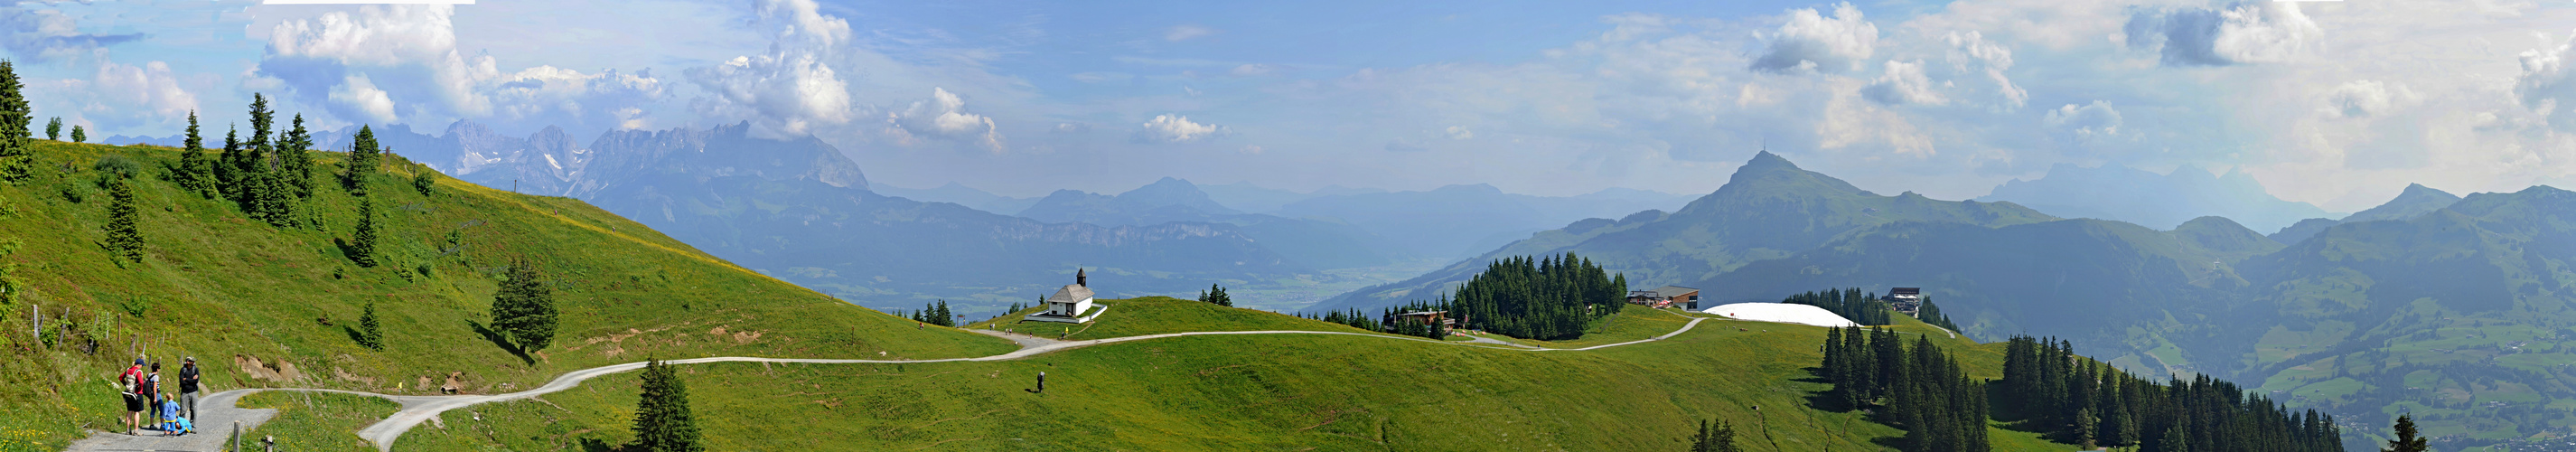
258, 5, 664, 134
2045, 100, 2122, 137
1445, 126, 1474, 140
884, 87, 1003, 152
0, 5, 141, 62
1229, 63, 1277, 77
1165, 24, 1216, 42
2124, 2, 2321, 67
1943, 31, 2024, 109
1750, 3, 1878, 74
1862, 60, 1947, 106
1137, 114, 1225, 143
2515, 32, 2576, 130
54, 60, 200, 130
2322, 80, 2418, 118
1070, 71, 1133, 83
326, 73, 396, 123
684, 0, 855, 137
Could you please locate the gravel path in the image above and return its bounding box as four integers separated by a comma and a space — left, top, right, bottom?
66, 316, 1710, 452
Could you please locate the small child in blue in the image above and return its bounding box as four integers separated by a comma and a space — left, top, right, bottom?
158, 393, 192, 436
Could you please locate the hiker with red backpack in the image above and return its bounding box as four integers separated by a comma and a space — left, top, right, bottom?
118, 357, 145, 435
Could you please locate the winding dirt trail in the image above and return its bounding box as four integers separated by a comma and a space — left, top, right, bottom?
70, 315, 1714, 452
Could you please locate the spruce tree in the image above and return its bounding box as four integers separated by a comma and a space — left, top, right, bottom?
345, 125, 379, 193
1201, 283, 1232, 307
492, 258, 559, 353
215, 126, 241, 199
175, 111, 214, 198
358, 302, 384, 351
43, 118, 58, 140
1689, 419, 1739, 452
2384, 415, 2427, 452
68, 125, 82, 143
280, 114, 314, 199
0, 60, 27, 184
349, 197, 379, 267
104, 178, 143, 263
630, 359, 704, 452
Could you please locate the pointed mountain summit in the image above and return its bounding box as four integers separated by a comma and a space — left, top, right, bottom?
1315, 150, 2055, 312
2268, 183, 2462, 244
2342, 183, 2461, 223
1113, 177, 1241, 214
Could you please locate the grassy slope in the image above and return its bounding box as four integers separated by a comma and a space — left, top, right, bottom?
0, 140, 1015, 449
380, 302, 2070, 451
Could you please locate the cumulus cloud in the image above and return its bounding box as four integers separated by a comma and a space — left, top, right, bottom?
2124, 2, 2321, 67
1136, 114, 1225, 143
1166, 24, 1216, 42
2515, 32, 2576, 130
0, 5, 141, 62
2322, 80, 2418, 118
685, 0, 855, 137
1052, 122, 1091, 133
54, 60, 198, 130
2045, 100, 2123, 137
259, 5, 665, 133
1944, 31, 2025, 109
883, 87, 1003, 151
1749, 3, 1878, 74
1862, 60, 1947, 106
1445, 126, 1473, 139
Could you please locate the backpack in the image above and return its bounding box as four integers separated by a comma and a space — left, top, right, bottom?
119, 366, 143, 394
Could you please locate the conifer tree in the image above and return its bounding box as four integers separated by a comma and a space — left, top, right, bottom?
630, 359, 704, 452
175, 111, 214, 198
358, 302, 384, 351
279, 114, 314, 199
1689, 419, 1740, 452
0, 60, 27, 183
43, 118, 58, 140
492, 258, 559, 353
68, 125, 82, 143
2383, 415, 2426, 452
1199, 283, 1232, 306
344, 125, 380, 193
215, 125, 241, 198
349, 197, 379, 267
104, 178, 143, 263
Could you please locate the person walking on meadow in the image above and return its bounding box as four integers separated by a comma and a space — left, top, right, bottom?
118, 358, 145, 435
177, 357, 201, 419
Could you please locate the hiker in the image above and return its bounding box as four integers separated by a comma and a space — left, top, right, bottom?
119, 358, 145, 435
1036, 372, 1046, 393
177, 357, 201, 420
144, 363, 163, 429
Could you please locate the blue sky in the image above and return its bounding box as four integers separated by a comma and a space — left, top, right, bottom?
13, 0, 2576, 212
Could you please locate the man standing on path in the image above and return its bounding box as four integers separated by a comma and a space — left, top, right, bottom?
177, 357, 201, 419
118, 357, 145, 435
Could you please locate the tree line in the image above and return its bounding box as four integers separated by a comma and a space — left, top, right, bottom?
1997, 336, 2342, 452
1300, 298, 1449, 340
1820, 325, 1991, 452
898, 300, 957, 326
1782, 287, 1896, 325
1445, 252, 1626, 341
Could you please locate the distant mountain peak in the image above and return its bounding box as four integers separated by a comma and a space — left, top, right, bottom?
1745, 150, 1795, 170
1703, 150, 1868, 203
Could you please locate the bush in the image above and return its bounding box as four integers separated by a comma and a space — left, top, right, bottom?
91, 155, 140, 180
412, 171, 436, 196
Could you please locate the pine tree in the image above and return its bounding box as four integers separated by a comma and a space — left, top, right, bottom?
630, 359, 704, 452
279, 114, 314, 199
43, 118, 58, 140
345, 125, 379, 193
215, 126, 241, 199
68, 125, 82, 143
175, 111, 214, 198
0, 60, 27, 183
1689, 419, 1740, 452
1200, 283, 1232, 307
358, 302, 384, 351
349, 197, 379, 267
103, 178, 144, 263
2383, 415, 2427, 452
492, 258, 559, 353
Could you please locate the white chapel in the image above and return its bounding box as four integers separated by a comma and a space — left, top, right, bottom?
1024, 268, 1105, 323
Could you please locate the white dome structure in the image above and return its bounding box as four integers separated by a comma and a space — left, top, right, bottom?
1701, 303, 1859, 327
